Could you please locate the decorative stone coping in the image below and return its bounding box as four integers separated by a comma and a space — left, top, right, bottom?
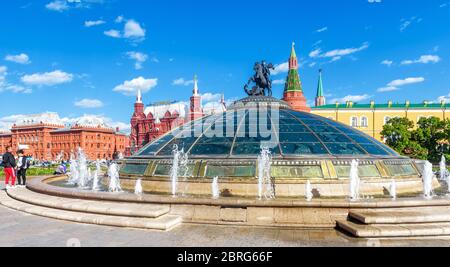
28, 176, 450, 209
0, 191, 181, 231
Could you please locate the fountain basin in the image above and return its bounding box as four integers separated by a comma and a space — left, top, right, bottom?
28, 176, 448, 229
117, 175, 438, 198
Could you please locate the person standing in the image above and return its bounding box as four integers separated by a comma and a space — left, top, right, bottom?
16, 150, 29, 187
1, 146, 17, 189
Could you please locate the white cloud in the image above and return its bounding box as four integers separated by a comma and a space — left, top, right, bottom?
0, 112, 130, 134
126, 51, 148, 70
368, 0, 382, 3
74, 99, 104, 108
0, 66, 6, 76
45, 0, 69, 12
400, 17, 422, 32
21, 70, 74, 86
85, 20, 106, 27
330, 94, 372, 104
272, 79, 285, 85
271, 62, 289, 75
113, 76, 158, 96
401, 55, 441, 65
201, 93, 222, 103
377, 77, 425, 93
104, 19, 146, 42
5, 53, 31, 64
172, 78, 194, 86
381, 60, 393, 67
309, 42, 369, 61
387, 77, 425, 87
104, 29, 121, 38
0, 66, 32, 94
46, 0, 106, 12
115, 15, 124, 23
124, 20, 146, 39
377, 86, 398, 93
437, 93, 450, 103
316, 27, 328, 33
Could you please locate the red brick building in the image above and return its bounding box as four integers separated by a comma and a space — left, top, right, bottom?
128, 75, 226, 155
0, 113, 128, 161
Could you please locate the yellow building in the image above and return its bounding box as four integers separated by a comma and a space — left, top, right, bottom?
309, 71, 449, 141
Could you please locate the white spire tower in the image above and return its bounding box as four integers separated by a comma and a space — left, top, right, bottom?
193, 75, 199, 96
136, 89, 142, 103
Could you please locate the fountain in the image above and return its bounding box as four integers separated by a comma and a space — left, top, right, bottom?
440, 155, 447, 181
439, 156, 450, 192
390, 180, 397, 200
68, 153, 79, 185
349, 160, 360, 201
77, 148, 90, 188
423, 161, 434, 199
108, 163, 122, 193
135, 179, 143, 195
92, 160, 102, 191
212, 177, 220, 199
170, 145, 189, 197
258, 147, 275, 200
305, 180, 313, 202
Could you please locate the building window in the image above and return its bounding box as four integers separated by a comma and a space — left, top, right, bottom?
351, 117, 359, 127
361, 117, 369, 128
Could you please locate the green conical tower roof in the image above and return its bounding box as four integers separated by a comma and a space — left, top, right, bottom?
316, 69, 324, 97
284, 42, 303, 93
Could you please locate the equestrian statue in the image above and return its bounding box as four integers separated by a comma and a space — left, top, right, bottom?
244, 61, 275, 97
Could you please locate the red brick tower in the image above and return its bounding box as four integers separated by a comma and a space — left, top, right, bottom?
282, 43, 311, 113
130, 89, 146, 152
188, 75, 203, 121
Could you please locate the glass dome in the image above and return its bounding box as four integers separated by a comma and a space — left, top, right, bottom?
136, 100, 399, 159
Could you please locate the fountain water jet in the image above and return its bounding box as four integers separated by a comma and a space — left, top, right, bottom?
390, 180, 397, 200
349, 160, 360, 201
92, 160, 102, 191
305, 180, 313, 202
170, 145, 189, 197
423, 161, 434, 199
135, 179, 143, 195
68, 153, 79, 185
258, 147, 275, 200
212, 177, 220, 199
108, 163, 122, 193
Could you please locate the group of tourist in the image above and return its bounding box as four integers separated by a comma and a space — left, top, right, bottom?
1, 146, 30, 189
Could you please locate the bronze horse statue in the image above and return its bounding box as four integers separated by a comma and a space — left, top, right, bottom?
244, 61, 275, 97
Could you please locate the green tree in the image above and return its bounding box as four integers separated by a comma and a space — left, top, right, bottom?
381, 117, 428, 159
414, 117, 449, 162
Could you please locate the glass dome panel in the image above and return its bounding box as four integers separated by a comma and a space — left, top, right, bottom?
136, 104, 400, 159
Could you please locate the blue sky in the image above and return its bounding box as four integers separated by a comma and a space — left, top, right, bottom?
0, 0, 449, 133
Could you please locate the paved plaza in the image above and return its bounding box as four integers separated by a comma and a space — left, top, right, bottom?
1, 185, 450, 247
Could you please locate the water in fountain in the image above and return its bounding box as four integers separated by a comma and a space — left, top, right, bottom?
108, 163, 122, 193
258, 147, 275, 200
135, 179, 143, 195
77, 148, 90, 188
170, 145, 189, 197
439, 155, 450, 193
212, 177, 220, 199
92, 160, 102, 191
440, 155, 447, 181
305, 180, 313, 202
349, 159, 360, 201
390, 180, 397, 200
68, 153, 79, 185
423, 161, 434, 199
